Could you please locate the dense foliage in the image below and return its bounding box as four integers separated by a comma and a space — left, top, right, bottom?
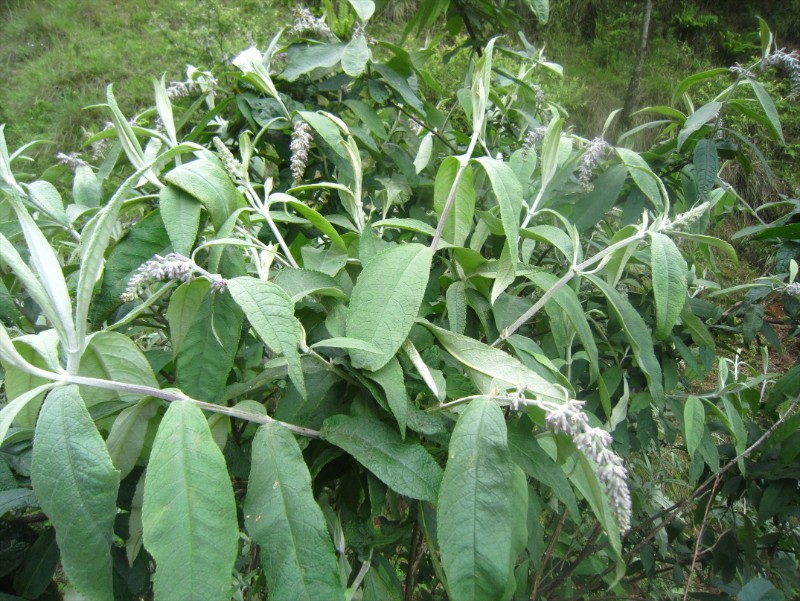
0, 1, 798, 599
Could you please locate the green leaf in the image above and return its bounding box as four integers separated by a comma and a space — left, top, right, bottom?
282, 43, 347, 82
438, 398, 519, 601
73, 164, 102, 207
446, 281, 467, 334
106, 398, 159, 480
678, 102, 722, 150
31, 386, 119, 600
344, 100, 387, 140
433, 157, 475, 246
693, 138, 718, 200
91, 210, 171, 325
615, 147, 664, 209
160, 186, 201, 256
489, 243, 516, 305
671, 231, 738, 265
3, 331, 60, 427
367, 357, 410, 437
285, 200, 348, 252
372, 218, 437, 238
346, 243, 433, 371
78, 331, 158, 406
525, 0, 549, 24
473, 157, 522, 256
414, 132, 433, 174
347, 0, 375, 21
176, 290, 243, 403
526, 272, 599, 379
165, 160, 243, 230
0, 383, 57, 445
572, 165, 628, 231
745, 79, 784, 144
372, 63, 425, 113
299, 110, 348, 159
342, 33, 370, 77
585, 275, 664, 403
273, 268, 347, 303
12, 528, 59, 599
227, 277, 305, 398
737, 578, 784, 601
245, 423, 345, 601
671, 68, 729, 106
76, 144, 197, 352
142, 401, 238, 601
25, 180, 68, 225
684, 396, 705, 457
6, 197, 77, 354
167, 280, 210, 357
321, 415, 442, 502
649, 232, 687, 340
422, 321, 563, 402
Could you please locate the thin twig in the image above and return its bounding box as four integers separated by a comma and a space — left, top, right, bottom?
683, 476, 720, 601
530, 506, 569, 600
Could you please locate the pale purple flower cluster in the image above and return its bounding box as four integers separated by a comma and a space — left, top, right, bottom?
762, 48, 800, 100
289, 7, 332, 38
578, 138, 611, 192
545, 399, 632, 531
213, 137, 244, 184
290, 120, 313, 184
785, 282, 800, 297
56, 152, 87, 170
121, 253, 195, 301
166, 80, 197, 100
729, 64, 755, 79
521, 126, 547, 160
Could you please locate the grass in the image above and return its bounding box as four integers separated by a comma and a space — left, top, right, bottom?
0, 0, 288, 159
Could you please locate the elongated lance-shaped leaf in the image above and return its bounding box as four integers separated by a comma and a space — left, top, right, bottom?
585, 274, 664, 403
421, 321, 564, 402
367, 357, 410, 438
473, 157, 522, 259
693, 138, 718, 200
346, 243, 433, 371
438, 397, 521, 601
649, 232, 687, 340
106, 397, 159, 480
6, 196, 78, 356
322, 415, 442, 502
0, 382, 56, 445
471, 38, 496, 135
31, 386, 120, 600
526, 271, 599, 380
75, 144, 199, 372
154, 75, 178, 146
245, 423, 345, 601
677, 101, 722, 150
684, 396, 705, 458
176, 288, 243, 403
0, 235, 61, 339
434, 157, 475, 247
142, 401, 239, 601
227, 277, 306, 399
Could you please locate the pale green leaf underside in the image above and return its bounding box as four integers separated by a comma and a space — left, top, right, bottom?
684, 396, 705, 457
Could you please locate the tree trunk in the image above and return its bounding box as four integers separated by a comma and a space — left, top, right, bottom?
620, 0, 654, 132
